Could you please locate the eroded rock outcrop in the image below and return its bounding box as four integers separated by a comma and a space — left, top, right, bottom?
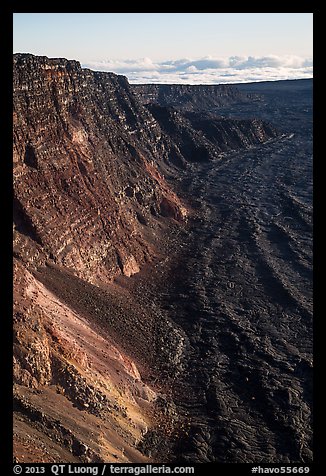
147, 105, 278, 163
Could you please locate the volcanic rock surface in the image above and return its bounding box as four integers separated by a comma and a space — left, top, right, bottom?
13, 54, 312, 464
132, 83, 249, 111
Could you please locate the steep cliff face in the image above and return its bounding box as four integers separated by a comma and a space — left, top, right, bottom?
132, 83, 248, 111
13, 54, 187, 285
13, 54, 279, 463
13, 53, 187, 463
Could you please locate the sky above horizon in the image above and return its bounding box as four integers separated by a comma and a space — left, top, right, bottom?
13, 13, 313, 84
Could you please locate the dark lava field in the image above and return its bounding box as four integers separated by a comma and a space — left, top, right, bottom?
134, 80, 313, 463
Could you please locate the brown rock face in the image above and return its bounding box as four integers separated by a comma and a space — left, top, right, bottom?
13, 53, 188, 463
13, 53, 187, 285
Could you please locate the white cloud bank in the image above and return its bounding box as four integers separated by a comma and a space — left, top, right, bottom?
83, 55, 313, 84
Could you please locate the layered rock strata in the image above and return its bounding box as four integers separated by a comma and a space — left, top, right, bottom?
132, 83, 248, 111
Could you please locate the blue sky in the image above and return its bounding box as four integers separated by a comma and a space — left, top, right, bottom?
13, 13, 313, 84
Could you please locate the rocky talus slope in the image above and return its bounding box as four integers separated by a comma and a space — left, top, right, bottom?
13, 53, 279, 463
